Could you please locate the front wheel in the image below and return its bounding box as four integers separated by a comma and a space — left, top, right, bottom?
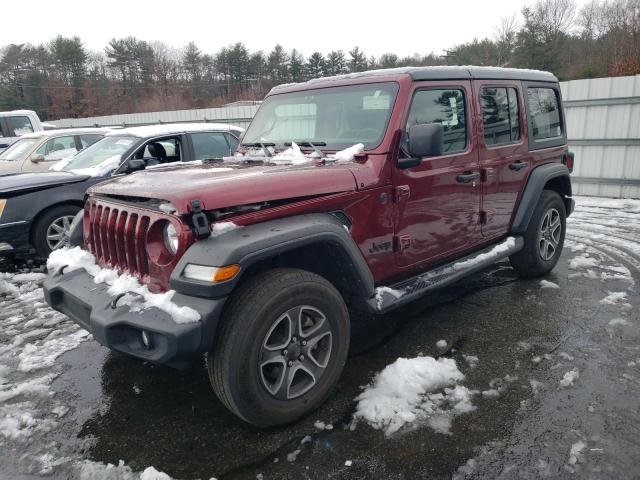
510, 190, 566, 277
208, 268, 350, 427
32, 204, 82, 258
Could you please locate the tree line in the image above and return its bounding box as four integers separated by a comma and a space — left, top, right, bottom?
1, 0, 638, 121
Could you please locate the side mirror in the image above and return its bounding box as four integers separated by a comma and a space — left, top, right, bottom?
398, 123, 444, 169
408, 123, 444, 158
30, 154, 45, 163
127, 159, 146, 172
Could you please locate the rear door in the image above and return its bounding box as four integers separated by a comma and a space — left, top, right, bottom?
476, 81, 530, 239
393, 81, 482, 268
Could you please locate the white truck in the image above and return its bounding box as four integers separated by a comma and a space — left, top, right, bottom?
0, 110, 44, 153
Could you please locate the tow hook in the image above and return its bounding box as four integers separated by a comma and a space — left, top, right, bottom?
111, 292, 127, 309
56, 265, 69, 276
190, 200, 211, 239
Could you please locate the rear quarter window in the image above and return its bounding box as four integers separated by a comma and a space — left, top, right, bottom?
525, 85, 566, 150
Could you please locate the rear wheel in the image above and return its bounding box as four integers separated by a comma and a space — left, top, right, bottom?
208, 268, 350, 427
510, 190, 566, 277
32, 204, 81, 258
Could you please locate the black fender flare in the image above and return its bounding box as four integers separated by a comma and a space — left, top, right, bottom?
511, 163, 572, 234
170, 213, 375, 300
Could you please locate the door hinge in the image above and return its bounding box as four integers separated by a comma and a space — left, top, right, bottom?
393, 234, 412, 251
479, 211, 487, 224
394, 185, 411, 203
190, 200, 211, 239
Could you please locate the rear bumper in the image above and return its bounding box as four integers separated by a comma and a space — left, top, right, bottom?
43, 268, 227, 368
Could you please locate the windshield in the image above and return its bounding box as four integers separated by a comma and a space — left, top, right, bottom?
0, 138, 39, 161
63, 136, 137, 174
242, 82, 399, 150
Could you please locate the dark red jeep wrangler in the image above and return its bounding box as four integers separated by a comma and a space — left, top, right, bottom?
44, 67, 574, 426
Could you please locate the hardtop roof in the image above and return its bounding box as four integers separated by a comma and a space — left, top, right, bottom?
270, 66, 557, 94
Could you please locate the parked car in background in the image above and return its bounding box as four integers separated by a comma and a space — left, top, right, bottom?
0, 123, 242, 258
44, 66, 574, 427
0, 110, 44, 153
0, 128, 111, 175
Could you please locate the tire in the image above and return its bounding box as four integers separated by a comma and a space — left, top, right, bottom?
510, 190, 566, 278
208, 268, 350, 427
32, 204, 82, 258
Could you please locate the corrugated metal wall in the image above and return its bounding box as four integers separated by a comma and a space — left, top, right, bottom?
52, 75, 640, 199
561, 74, 640, 199
52, 104, 260, 130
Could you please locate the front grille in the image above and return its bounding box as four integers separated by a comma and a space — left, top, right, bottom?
86, 200, 150, 276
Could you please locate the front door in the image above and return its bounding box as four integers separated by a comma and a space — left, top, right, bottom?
393, 81, 482, 268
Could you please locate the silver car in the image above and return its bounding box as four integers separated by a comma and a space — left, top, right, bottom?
0, 128, 111, 175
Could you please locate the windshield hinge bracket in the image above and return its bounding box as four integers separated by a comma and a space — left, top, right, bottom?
190, 200, 210, 239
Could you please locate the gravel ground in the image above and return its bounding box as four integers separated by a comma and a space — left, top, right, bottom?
0, 195, 638, 479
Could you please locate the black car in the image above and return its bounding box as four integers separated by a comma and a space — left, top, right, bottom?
0, 123, 242, 258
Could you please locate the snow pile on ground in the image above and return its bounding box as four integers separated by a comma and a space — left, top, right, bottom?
569, 255, 599, 270
77, 460, 173, 479
567, 440, 586, 465
600, 291, 631, 308
210, 221, 240, 237
453, 237, 516, 271
353, 356, 476, 436
47, 247, 200, 324
0, 271, 92, 473
559, 370, 579, 387
313, 420, 333, 430
539, 280, 560, 289
436, 339, 448, 349
463, 355, 479, 369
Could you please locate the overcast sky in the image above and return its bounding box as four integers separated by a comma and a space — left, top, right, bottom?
2, 0, 591, 58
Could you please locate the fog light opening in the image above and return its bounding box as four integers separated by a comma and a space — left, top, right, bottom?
141, 330, 152, 349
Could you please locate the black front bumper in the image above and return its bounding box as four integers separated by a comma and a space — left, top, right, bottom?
44, 268, 227, 368
0, 221, 32, 256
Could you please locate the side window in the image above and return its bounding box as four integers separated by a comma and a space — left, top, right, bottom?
405, 89, 467, 154
481, 87, 520, 146
191, 132, 234, 160
140, 137, 181, 164
36, 135, 78, 160
80, 134, 104, 149
224, 133, 240, 153
527, 88, 562, 140
8, 116, 34, 136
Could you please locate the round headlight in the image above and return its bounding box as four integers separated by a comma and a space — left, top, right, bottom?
163, 223, 179, 255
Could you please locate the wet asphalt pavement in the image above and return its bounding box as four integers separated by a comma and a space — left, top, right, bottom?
0, 196, 639, 479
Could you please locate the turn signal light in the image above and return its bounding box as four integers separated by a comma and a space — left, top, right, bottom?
213, 264, 241, 282
183, 263, 241, 284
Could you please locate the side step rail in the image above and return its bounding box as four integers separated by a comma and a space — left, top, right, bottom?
368, 236, 524, 313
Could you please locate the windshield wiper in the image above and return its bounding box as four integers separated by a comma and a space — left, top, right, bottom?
285, 141, 327, 158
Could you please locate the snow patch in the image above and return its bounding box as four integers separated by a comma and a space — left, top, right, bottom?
569, 255, 599, 270
600, 291, 631, 307
568, 441, 586, 465
158, 202, 177, 214
436, 339, 448, 349
452, 237, 516, 271
539, 279, 560, 289
210, 221, 240, 237
353, 356, 475, 435
374, 286, 404, 310
560, 370, 579, 388
608, 317, 629, 326
462, 355, 479, 369
47, 247, 200, 324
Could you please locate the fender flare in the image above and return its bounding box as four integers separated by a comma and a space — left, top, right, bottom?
170, 213, 375, 300
511, 163, 572, 234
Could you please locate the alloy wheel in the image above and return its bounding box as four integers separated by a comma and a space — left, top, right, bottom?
46, 215, 75, 251
538, 207, 561, 261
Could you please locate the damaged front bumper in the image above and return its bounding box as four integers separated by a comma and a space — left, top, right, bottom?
43, 268, 227, 369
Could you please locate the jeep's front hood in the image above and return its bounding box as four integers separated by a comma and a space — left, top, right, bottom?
0, 171, 91, 196
90, 162, 358, 213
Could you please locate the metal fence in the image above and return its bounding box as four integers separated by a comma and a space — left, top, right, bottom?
52, 75, 640, 199
561, 74, 640, 199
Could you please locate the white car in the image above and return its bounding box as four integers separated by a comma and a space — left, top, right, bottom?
0, 110, 44, 153
0, 128, 111, 175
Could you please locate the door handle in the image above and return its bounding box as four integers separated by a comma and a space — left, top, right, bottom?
509, 161, 529, 171
456, 171, 480, 183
